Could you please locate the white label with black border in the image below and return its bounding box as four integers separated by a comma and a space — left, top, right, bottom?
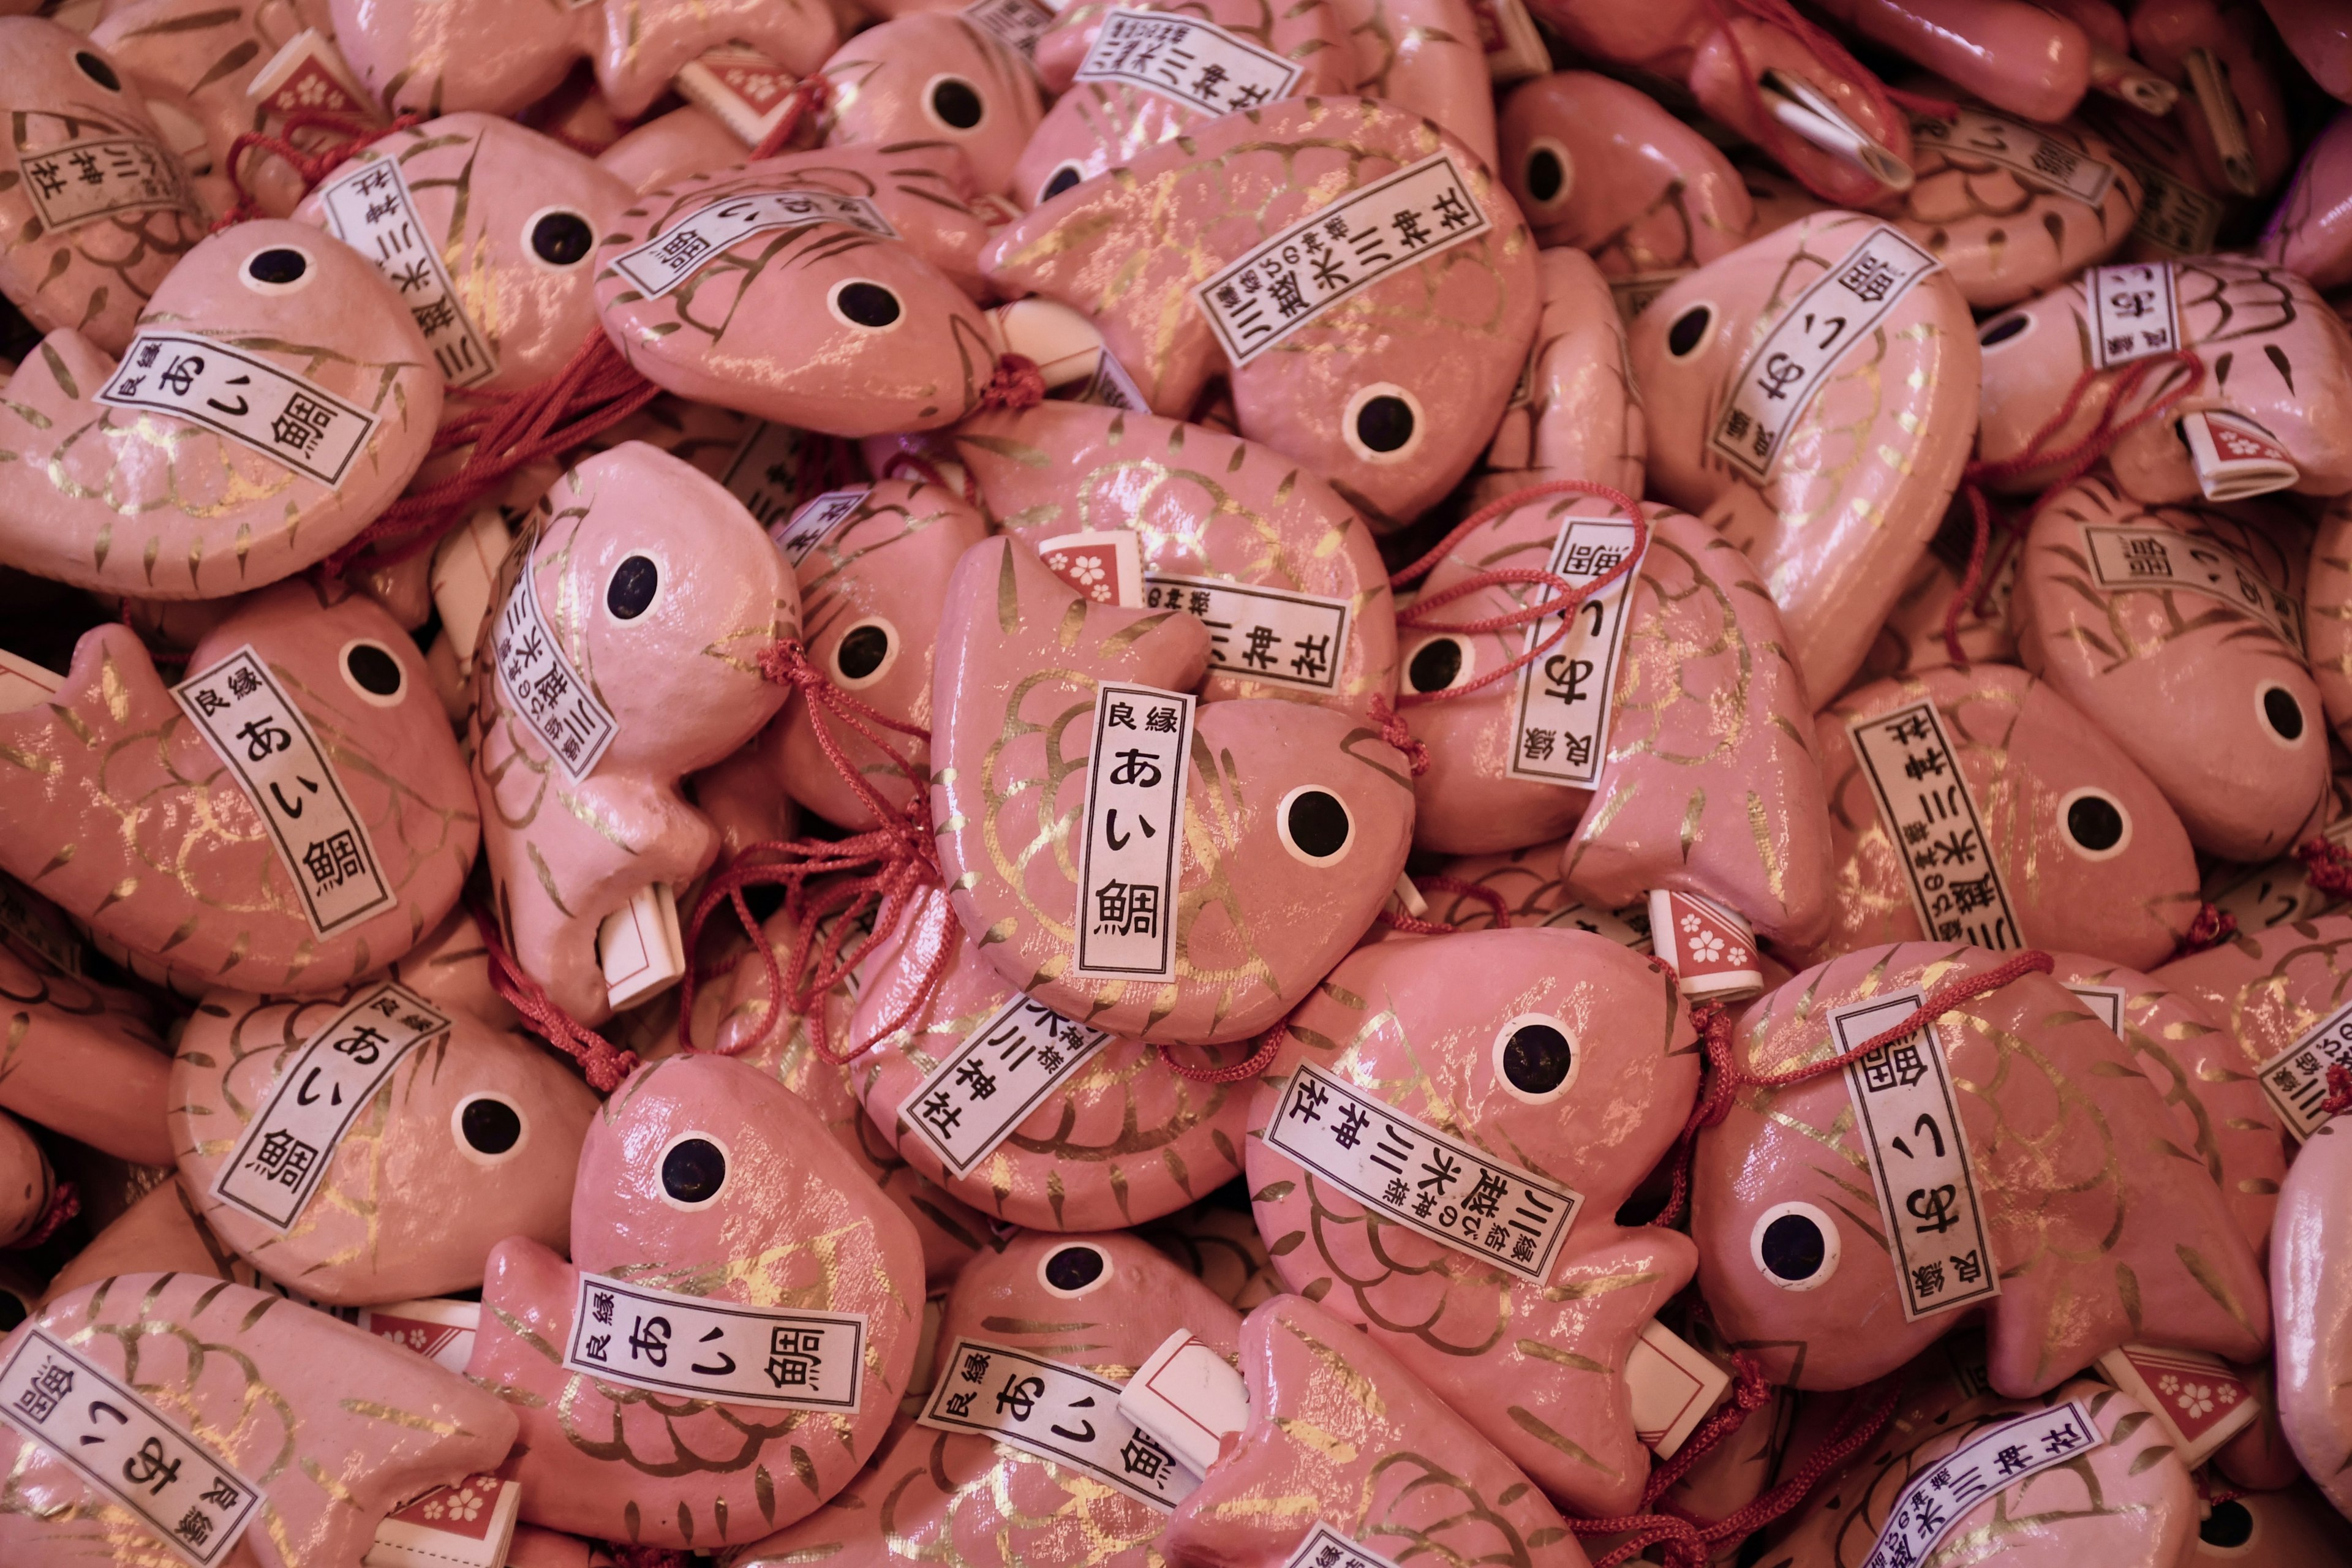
1708, 225, 1940, 482
1280, 1524, 1407, 1568
1264, 1060, 1582, 1284
491, 561, 618, 783
0, 1328, 264, 1568
611, 190, 900, 300
314, 157, 498, 388
2084, 262, 2180, 370
2065, 984, 2126, 1036
99, 333, 379, 488
2256, 995, 2352, 1140
898, 992, 1112, 1177
1145, 575, 1349, 695
1912, 109, 2117, 206
771, 488, 870, 566
18, 136, 192, 232
173, 647, 394, 937
1847, 700, 2021, 951
1505, 516, 1642, 789
1193, 153, 1490, 368
211, 981, 451, 1231
1836, 990, 2000, 1322
562, 1273, 865, 1411
1074, 10, 1302, 115
919, 1337, 1194, 1509
2078, 522, 2304, 652
1858, 1400, 2101, 1568
962, 0, 1057, 62
719, 420, 816, 532
1073, 682, 1194, 981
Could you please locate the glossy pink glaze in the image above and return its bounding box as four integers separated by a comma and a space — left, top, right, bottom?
0, 220, 442, 598
2133, 0, 2296, 198
0, 1271, 517, 1567
2307, 493, 2352, 752
593, 149, 999, 439
1977, 258, 2352, 507
732, 1229, 1243, 1568
0, 581, 475, 997
1806, 663, 2199, 969
1332, 0, 1496, 165
2263, 110, 2352, 291
597, 105, 753, 196
1630, 210, 1980, 705
2272, 1116, 2352, 1520
982, 96, 1540, 527
2263, 1, 2352, 102
951, 400, 1400, 717
1695, 943, 2271, 1393
0, 18, 208, 355
1473, 247, 1646, 505
0, 925, 173, 1167
1161, 1292, 1596, 1567
2014, 478, 2326, 862
470, 444, 794, 1025
466, 1053, 925, 1548
2153, 914, 2352, 1088
850, 886, 1251, 1231
932, 535, 1412, 1045
820, 15, 1041, 200
1248, 928, 1699, 1515
1815, 0, 2091, 124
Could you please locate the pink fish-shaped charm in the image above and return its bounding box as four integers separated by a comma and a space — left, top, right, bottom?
819, 15, 1042, 200
2015, 477, 2324, 862
0, 1272, 518, 1567
466, 1052, 925, 1548
0, 910, 173, 1167
982, 96, 1539, 527
0, 18, 208, 355
950, 401, 1399, 717
932, 535, 1413, 1045
469, 443, 796, 1026
733, 1229, 1243, 1568
1804, 663, 2201, 968
1160, 1294, 1597, 1567
2273, 1116, 2352, 1523
0, 220, 442, 598
1248, 927, 1699, 1515
1473, 248, 1647, 505
2155, 912, 2352, 1090
0, 580, 476, 997
1630, 211, 1980, 703
1694, 943, 2271, 1394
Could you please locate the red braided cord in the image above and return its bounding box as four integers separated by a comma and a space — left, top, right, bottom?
325, 328, 662, 576
1419, 875, 1512, 930
211, 110, 424, 232
980, 353, 1047, 411
469, 904, 640, 1092
1390, 480, 1649, 707
2321, 1061, 2352, 1118
1363, 693, 1430, 777
2, 1181, 77, 1251
2173, 902, 2238, 958
2299, 836, 2352, 900
1373, 873, 1513, 935
606, 1544, 692, 1568
674, 641, 946, 1063
749, 77, 827, 160
883, 448, 982, 510
1374, 905, 1457, 935
1940, 349, 2207, 665
1158, 1022, 1287, 1084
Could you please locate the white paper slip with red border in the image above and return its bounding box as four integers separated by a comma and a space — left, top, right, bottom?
364, 1471, 521, 1568
1647, 889, 1762, 1001
1625, 1319, 1732, 1458
1117, 1328, 1250, 1476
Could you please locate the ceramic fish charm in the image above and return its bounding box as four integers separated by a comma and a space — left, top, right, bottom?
1473, 247, 1647, 505
819, 14, 1042, 199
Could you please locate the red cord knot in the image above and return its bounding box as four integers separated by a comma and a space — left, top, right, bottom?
471, 905, 641, 1093
2322, 1063, 2352, 1119
608, 1545, 694, 1568
1158, 1021, 1286, 1084
2300, 835, 2352, 900
2174, 902, 2239, 958
4, 1181, 77, 1251
981, 353, 1047, 411
1366, 693, 1430, 777
1417, 875, 1510, 930
213, 110, 424, 232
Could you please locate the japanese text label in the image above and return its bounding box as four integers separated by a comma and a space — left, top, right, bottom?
0, 871, 83, 976
172, 647, 394, 937
962, 0, 1057, 61
897, 992, 1112, 1177
1264, 1060, 1583, 1284
1506, 516, 1642, 789
1912, 110, 2117, 206
1193, 153, 1491, 368
314, 157, 499, 388
492, 562, 618, 783
1073, 682, 1194, 981
918, 1337, 1196, 1510
1858, 1401, 2101, 1568
718, 420, 819, 532
211, 980, 451, 1231
2084, 262, 2180, 370
771, 488, 870, 566
99, 333, 379, 489
2256, 995, 2352, 1140
2078, 522, 2303, 653
1280, 1525, 1408, 1568
1847, 700, 2021, 951
17, 136, 192, 232
1708, 225, 1941, 482
609, 190, 900, 300
0, 1329, 263, 1568
2119, 159, 2223, 257
562, 1273, 866, 1411
1145, 574, 1349, 694
1074, 10, 1302, 116
1836, 990, 2001, 1322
